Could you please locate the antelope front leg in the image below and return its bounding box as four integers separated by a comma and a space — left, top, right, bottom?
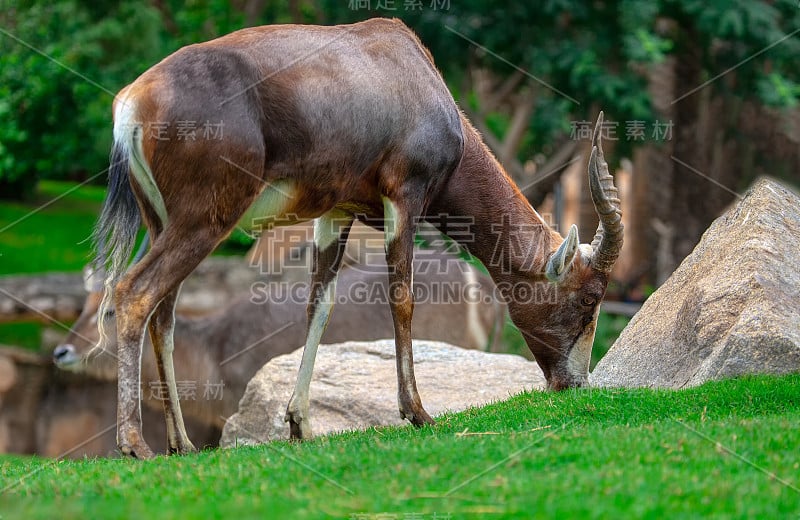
149, 287, 196, 455
383, 197, 434, 427
285, 211, 353, 440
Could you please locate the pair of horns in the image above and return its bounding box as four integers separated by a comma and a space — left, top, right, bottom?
547, 112, 623, 280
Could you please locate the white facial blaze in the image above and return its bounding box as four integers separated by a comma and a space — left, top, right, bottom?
567, 304, 601, 379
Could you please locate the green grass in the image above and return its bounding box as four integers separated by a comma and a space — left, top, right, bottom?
0, 181, 106, 274
0, 322, 45, 351
2, 374, 798, 519
0, 180, 253, 276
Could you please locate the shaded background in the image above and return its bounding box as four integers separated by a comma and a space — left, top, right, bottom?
1, 0, 798, 292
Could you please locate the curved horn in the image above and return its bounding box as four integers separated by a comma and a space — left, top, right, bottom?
588, 112, 623, 273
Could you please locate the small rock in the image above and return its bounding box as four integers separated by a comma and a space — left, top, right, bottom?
221, 340, 545, 446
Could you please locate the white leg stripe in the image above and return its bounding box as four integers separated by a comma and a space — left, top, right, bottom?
293, 280, 337, 398
315, 209, 351, 251
382, 197, 402, 246
463, 268, 489, 349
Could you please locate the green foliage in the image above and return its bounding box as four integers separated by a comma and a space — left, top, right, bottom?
0, 2, 164, 196
402, 0, 797, 159
663, 0, 799, 101
1, 0, 796, 196
2, 374, 799, 518
399, 0, 657, 156
625, 28, 674, 63
759, 73, 800, 107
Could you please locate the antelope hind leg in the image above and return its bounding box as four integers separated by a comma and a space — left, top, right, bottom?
149, 287, 197, 455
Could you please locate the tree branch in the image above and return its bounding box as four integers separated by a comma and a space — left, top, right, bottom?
522, 139, 579, 207
499, 93, 535, 164
485, 69, 525, 112
151, 0, 179, 37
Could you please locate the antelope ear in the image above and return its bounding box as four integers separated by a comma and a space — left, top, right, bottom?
546, 225, 579, 281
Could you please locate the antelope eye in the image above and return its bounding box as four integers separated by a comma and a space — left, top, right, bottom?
581, 296, 596, 307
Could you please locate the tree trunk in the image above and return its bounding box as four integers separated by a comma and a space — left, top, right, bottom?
628, 21, 800, 294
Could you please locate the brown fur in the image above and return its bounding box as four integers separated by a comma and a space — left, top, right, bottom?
102, 19, 619, 456
427, 117, 615, 389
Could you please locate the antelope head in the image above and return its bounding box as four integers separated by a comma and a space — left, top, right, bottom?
52, 264, 119, 379
509, 113, 623, 390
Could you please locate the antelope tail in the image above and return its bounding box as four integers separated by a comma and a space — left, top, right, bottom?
93, 138, 141, 341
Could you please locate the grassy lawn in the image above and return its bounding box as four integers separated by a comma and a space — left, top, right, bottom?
0, 322, 47, 351
0, 181, 106, 275
0, 180, 253, 276
0, 181, 253, 351
1, 374, 798, 519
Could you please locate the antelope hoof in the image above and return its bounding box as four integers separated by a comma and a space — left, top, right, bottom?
400, 406, 435, 428
285, 411, 313, 441
118, 428, 156, 459
168, 438, 197, 456
119, 440, 156, 460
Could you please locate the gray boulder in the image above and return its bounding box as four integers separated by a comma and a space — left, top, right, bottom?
220, 340, 545, 446
592, 178, 800, 388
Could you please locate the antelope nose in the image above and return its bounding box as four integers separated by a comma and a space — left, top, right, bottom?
53, 344, 77, 365
546, 376, 588, 391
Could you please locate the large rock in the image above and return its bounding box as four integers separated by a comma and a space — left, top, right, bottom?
592, 178, 800, 388
221, 340, 545, 446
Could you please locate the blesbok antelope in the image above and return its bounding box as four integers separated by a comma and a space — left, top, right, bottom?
97, 18, 621, 458
54, 252, 503, 439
